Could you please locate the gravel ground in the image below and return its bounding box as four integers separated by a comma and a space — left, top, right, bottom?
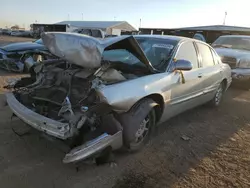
0, 36, 249, 188
0, 35, 34, 46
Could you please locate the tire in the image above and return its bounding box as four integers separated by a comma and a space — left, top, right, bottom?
118, 98, 157, 152
208, 82, 225, 107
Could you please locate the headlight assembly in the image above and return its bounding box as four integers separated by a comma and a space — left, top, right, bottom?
239, 59, 250, 68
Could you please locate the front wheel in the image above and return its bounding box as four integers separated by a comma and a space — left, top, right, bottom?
129, 109, 156, 151
119, 99, 157, 152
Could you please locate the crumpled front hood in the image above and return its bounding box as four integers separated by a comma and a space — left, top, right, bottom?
41, 32, 155, 72
0, 42, 46, 52
215, 47, 250, 59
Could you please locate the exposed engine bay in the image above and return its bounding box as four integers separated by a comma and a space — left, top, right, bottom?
10, 59, 148, 150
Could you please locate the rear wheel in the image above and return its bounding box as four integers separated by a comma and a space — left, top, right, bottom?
208, 82, 225, 107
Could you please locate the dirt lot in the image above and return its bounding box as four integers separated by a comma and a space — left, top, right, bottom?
0, 36, 249, 188
0, 35, 34, 46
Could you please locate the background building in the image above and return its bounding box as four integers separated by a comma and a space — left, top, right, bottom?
55, 21, 137, 35
139, 25, 250, 43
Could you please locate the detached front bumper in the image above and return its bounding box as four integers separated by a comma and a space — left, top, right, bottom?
63, 131, 122, 163
6, 92, 71, 139
6, 92, 123, 163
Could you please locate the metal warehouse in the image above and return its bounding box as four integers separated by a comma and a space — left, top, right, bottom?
56, 21, 137, 36
139, 25, 250, 43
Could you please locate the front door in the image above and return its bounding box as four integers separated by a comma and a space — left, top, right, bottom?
160, 41, 204, 122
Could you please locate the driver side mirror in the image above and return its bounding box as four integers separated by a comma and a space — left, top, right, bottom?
174, 59, 192, 71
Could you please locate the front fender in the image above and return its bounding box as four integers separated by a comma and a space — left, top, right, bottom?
96, 73, 171, 113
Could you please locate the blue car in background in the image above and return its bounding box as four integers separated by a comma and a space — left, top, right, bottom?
193, 33, 206, 42
0, 39, 54, 72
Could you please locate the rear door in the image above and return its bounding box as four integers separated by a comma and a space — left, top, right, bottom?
195, 42, 223, 100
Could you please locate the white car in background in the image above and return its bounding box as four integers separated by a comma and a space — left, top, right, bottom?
213, 35, 250, 86
10, 30, 31, 37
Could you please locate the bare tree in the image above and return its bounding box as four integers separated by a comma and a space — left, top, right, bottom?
11, 24, 20, 30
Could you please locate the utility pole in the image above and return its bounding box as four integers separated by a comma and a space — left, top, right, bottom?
114, 16, 116, 21
223, 11, 227, 25
68, 14, 70, 21
82, 13, 83, 20
139, 18, 142, 28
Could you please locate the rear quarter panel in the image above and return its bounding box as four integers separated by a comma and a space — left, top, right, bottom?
221, 62, 232, 89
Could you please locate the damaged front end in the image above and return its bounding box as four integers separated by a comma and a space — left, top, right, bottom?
6, 33, 156, 163
5, 32, 154, 163
6, 60, 126, 163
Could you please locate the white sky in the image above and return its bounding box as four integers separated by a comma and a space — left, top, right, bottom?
0, 0, 249, 29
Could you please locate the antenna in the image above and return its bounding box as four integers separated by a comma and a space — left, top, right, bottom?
223, 11, 227, 25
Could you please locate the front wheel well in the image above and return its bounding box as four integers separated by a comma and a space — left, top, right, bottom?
142, 94, 164, 123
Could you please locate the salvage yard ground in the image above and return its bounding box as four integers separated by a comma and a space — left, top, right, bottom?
0, 36, 250, 188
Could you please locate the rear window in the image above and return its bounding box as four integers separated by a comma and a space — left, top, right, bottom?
196, 43, 214, 67
212, 36, 250, 51
91, 30, 102, 38
210, 49, 220, 64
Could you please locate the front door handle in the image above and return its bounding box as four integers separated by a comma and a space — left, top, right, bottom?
198, 73, 203, 78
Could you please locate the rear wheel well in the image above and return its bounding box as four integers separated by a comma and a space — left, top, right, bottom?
222, 79, 227, 91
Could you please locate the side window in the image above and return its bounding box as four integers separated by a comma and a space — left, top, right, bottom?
196, 43, 215, 67
193, 33, 206, 42
91, 30, 102, 38
81, 29, 92, 36
210, 49, 220, 64
175, 42, 198, 69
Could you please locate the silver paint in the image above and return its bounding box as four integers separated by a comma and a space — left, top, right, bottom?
6, 35, 232, 163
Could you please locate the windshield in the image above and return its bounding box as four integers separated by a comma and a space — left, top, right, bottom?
102, 37, 177, 70
212, 36, 250, 51
35, 39, 43, 44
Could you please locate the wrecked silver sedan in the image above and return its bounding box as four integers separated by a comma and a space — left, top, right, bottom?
5, 33, 232, 163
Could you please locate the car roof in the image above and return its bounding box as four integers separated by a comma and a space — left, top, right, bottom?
135, 34, 194, 41
135, 34, 210, 45
101, 34, 209, 47
218, 35, 250, 38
